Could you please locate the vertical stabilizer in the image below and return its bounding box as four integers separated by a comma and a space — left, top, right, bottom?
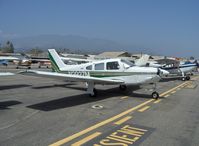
48, 49, 66, 72
135, 55, 150, 66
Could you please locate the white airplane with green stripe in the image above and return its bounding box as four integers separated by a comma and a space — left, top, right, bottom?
20, 49, 169, 99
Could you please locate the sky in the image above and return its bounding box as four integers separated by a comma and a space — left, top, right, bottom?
0, 0, 199, 57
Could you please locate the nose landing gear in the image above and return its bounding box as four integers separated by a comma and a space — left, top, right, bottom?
152, 91, 159, 99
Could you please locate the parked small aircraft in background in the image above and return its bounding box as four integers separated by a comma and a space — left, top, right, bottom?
135, 57, 198, 81
0, 55, 31, 69
20, 49, 169, 99
0, 56, 19, 66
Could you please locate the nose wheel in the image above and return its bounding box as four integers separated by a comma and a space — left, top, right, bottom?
152, 91, 159, 99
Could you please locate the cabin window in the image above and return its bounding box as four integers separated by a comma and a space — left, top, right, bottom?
95, 63, 104, 70
86, 65, 92, 70
106, 61, 120, 70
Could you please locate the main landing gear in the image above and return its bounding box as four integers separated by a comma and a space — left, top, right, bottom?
180, 70, 190, 81
182, 75, 190, 81
89, 88, 97, 97
86, 82, 97, 97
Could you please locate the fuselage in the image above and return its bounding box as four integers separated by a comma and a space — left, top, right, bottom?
55, 58, 162, 85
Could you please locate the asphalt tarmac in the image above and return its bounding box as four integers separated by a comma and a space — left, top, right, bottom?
0, 67, 199, 146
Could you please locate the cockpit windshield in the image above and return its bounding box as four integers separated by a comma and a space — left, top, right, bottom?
121, 59, 135, 67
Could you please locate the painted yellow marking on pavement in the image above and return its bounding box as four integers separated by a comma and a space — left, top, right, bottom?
114, 116, 132, 125
121, 96, 129, 99
138, 106, 150, 112
160, 82, 188, 97
171, 90, 176, 94
49, 81, 190, 146
49, 99, 154, 146
94, 125, 148, 146
164, 94, 170, 98
154, 99, 162, 104
71, 132, 101, 146
177, 88, 181, 90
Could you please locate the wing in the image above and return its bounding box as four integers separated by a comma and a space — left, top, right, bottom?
0, 72, 15, 76
19, 70, 124, 84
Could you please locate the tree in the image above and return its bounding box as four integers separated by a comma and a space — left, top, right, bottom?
1, 41, 14, 53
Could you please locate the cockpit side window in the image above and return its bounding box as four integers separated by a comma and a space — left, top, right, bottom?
95, 63, 104, 70
86, 65, 92, 70
106, 61, 120, 70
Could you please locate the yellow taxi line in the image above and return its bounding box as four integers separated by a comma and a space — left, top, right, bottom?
138, 106, 150, 112
49, 81, 191, 146
159, 82, 188, 97
154, 99, 162, 104
71, 132, 102, 146
171, 90, 176, 94
49, 99, 154, 146
164, 94, 170, 98
114, 116, 132, 125
121, 96, 129, 99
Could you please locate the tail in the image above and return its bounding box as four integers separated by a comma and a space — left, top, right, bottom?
135, 54, 150, 66
48, 49, 67, 72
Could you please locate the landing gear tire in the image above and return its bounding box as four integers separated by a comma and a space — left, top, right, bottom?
152, 92, 159, 99
89, 88, 97, 97
182, 77, 186, 81
186, 76, 190, 80
119, 85, 127, 91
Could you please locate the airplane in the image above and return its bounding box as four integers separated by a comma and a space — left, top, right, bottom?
134, 57, 198, 81
0, 60, 8, 66
19, 49, 169, 99
60, 54, 150, 66
0, 56, 19, 66
161, 62, 198, 81
0, 55, 31, 69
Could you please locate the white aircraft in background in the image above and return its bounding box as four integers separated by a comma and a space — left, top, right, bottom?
135, 56, 198, 81
0, 56, 19, 66
0, 55, 31, 69
20, 49, 169, 99
60, 54, 150, 66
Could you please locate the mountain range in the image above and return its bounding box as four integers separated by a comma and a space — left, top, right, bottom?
0, 34, 151, 54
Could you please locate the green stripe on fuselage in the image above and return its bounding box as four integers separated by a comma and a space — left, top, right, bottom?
48, 52, 60, 72
57, 70, 157, 78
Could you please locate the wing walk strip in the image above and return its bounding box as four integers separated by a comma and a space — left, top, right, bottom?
49, 80, 195, 146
